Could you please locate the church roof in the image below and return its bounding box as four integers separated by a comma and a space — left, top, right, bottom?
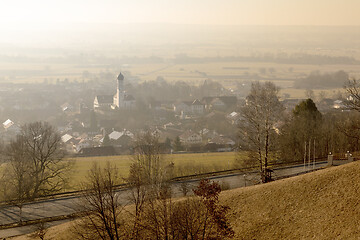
117, 72, 124, 81
95, 95, 113, 104
124, 94, 135, 101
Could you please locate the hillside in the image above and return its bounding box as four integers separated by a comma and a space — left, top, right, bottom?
11, 161, 360, 239
222, 161, 360, 239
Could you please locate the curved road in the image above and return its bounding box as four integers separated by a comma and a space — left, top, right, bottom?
0, 160, 345, 238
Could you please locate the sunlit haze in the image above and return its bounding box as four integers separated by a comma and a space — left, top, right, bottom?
2, 2, 360, 238
1, 0, 360, 27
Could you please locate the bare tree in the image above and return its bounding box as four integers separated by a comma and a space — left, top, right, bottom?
1, 135, 33, 221
126, 161, 148, 239
0, 122, 72, 223
140, 187, 173, 240
74, 162, 125, 240
238, 82, 284, 182
30, 220, 48, 240
192, 179, 235, 239
126, 130, 172, 239
171, 197, 208, 239
138, 179, 234, 240
131, 131, 164, 187
1, 122, 71, 200
169, 179, 235, 239
345, 79, 360, 111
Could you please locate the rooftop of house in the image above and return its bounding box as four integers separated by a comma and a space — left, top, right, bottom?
3, 119, 14, 129
61, 134, 73, 143
179, 130, 200, 139
202, 96, 237, 106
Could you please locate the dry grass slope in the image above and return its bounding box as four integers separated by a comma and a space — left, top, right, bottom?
222, 161, 360, 239
12, 161, 360, 239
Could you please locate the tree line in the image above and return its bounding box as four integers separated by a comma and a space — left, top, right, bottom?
238, 80, 360, 182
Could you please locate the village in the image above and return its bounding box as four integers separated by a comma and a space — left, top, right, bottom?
0, 71, 349, 157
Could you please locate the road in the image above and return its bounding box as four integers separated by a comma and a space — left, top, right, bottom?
0, 160, 344, 238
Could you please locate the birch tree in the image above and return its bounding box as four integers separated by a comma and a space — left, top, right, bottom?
238, 82, 284, 183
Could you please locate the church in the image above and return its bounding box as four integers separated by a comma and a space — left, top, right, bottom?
94, 72, 136, 110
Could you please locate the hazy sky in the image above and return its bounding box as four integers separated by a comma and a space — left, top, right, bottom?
1, 0, 360, 28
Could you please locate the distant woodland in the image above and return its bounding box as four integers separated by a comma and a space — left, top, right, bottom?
294, 70, 349, 89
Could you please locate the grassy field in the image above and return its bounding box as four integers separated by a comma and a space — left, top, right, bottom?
13, 156, 360, 239
0, 60, 355, 100
221, 161, 360, 239
68, 152, 241, 189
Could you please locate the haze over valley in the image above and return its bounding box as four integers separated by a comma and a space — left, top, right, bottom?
2, 1, 360, 239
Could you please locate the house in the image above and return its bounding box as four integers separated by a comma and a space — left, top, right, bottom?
2, 119, 20, 133
108, 130, 123, 141
191, 99, 205, 114
75, 139, 92, 152
104, 129, 134, 147
173, 101, 191, 114
61, 134, 73, 144
60, 102, 74, 112
3, 119, 14, 130
61, 134, 76, 152
199, 128, 219, 141
179, 130, 202, 145
205, 135, 236, 152
78, 146, 118, 157
119, 129, 134, 138
226, 111, 242, 125
333, 100, 345, 109
173, 99, 205, 115
202, 96, 237, 110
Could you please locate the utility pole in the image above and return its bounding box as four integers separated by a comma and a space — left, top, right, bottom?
304, 141, 307, 170
308, 139, 311, 168
313, 139, 316, 169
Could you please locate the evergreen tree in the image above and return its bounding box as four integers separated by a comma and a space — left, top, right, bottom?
173, 136, 183, 152
102, 134, 111, 146
279, 98, 322, 162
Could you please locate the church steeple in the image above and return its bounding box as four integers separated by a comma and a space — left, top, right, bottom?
115, 72, 124, 108
117, 72, 124, 81
112, 72, 136, 109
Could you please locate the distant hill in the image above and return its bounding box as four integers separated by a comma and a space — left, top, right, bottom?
222, 161, 360, 239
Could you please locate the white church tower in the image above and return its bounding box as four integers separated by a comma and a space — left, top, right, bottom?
114, 72, 124, 108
